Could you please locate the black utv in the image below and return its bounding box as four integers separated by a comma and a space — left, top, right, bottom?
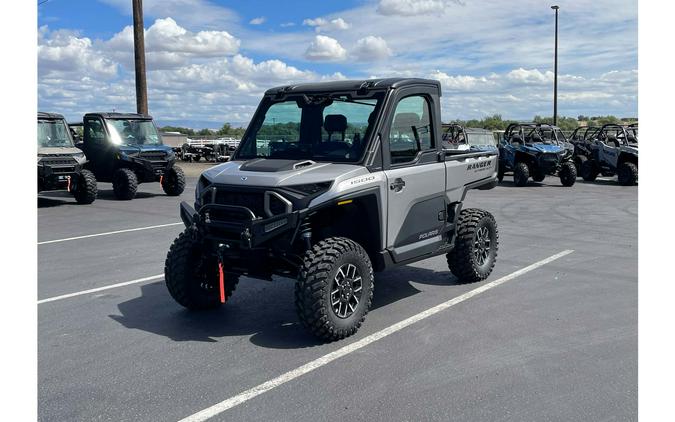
38, 112, 97, 204
73, 113, 185, 200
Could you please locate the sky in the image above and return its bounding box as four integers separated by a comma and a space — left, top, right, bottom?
37, 0, 638, 128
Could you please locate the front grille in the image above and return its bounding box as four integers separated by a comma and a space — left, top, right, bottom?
139, 151, 167, 161
214, 190, 266, 218
42, 158, 77, 166
51, 166, 76, 174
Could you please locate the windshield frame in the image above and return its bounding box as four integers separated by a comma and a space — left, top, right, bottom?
38, 118, 75, 148
233, 91, 386, 164
106, 118, 163, 146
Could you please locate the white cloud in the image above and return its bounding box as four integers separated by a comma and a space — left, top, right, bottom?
352, 36, 393, 61
429, 71, 493, 90
304, 35, 347, 61
377, 0, 464, 16
104, 18, 240, 70
249, 17, 266, 25
506, 68, 554, 85
280, 22, 296, 28
38, 26, 118, 80
145, 18, 239, 56
303, 17, 351, 32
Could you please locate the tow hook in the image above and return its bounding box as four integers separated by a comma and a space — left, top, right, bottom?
217, 244, 227, 303
241, 228, 252, 249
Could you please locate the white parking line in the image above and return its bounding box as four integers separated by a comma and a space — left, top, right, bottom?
178, 249, 574, 422
37, 274, 164, 304
38, 222, 183, 245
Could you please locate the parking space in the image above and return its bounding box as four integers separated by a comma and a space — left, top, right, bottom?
38, 176, 637, 421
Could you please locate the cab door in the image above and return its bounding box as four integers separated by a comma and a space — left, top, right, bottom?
383, 92, 446, 263
82, 116, 114, 180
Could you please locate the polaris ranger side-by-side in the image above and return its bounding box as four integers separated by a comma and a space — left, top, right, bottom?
498, 123, 576, 187
73, 113, 185, 200
165, 79, 500, 341
38, 112, 98, 204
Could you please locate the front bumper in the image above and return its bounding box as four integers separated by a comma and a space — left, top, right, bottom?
180, 201, 301, 249
38, 162, 82, 190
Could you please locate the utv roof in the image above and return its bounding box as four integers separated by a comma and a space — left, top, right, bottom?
507, 122, 562, 130
265, 78, 441, 96
84, 112, 153, 120
38, 112, 65, 120
442, 123, 491, 133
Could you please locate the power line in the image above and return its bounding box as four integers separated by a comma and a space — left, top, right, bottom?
38, 0, 52, 6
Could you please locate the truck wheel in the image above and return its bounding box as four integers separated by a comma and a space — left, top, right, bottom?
112, 168, 138, 200
532, 172, 546, 182
165, 230, 238, 310
580, 160, 599, 181
497, 163, 505, 182
617, 162, 638, 186
194, 155, 201, 162
73, 169, 97, 204
513, 162, 530, 187
447, 208, 498, 283
295, 237, 374, 341
559, 161, 577, 187
162, 166, 186, 196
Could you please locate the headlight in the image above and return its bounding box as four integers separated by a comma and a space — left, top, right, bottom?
195, 174, 211, 207
285, 182, 332, 196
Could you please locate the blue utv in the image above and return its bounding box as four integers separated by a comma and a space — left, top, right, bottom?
72, 113, 186, 200
497, 123, 576, 187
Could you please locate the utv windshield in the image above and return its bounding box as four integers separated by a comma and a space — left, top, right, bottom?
237, 92, 384, 162
38, 119, 74, 148
466, 132, 495, 146
107, 119, 162, 146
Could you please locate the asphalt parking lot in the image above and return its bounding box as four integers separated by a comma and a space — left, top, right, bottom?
38, 172, 637, 421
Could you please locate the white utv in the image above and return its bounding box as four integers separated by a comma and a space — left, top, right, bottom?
166, 79, 500, 341
38, 112, 97, 204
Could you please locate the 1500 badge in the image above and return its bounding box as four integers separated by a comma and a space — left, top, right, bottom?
349, 175, 376, 185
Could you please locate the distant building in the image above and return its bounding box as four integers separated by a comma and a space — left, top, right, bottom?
160, 131, 187, 148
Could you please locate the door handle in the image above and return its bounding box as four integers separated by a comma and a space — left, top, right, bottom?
390, 178, 406, 192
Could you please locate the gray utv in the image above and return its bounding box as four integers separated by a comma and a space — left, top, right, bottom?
580, 123, 638, 185
38, 112, 97, 204
165, 78, 500, 341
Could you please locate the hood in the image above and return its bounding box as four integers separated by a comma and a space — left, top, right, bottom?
38, 146, 83, 156
202, 159, 367, 187
119, 144, 172, 155
526, 143, 565, 153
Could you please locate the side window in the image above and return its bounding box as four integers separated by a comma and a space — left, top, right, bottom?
84, 118, 105, 144
389, 95, 433, 165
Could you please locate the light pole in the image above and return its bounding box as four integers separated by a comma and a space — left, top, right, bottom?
132, 0, 148, 115
551, 5, 559, 126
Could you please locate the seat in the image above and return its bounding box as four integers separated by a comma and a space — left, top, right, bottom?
324, 114, 347, 142
510, 134, 523, 146
605, 134, 620, 147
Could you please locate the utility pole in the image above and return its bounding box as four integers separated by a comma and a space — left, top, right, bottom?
132, 0, 148, 115
551, 5, 559, 126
